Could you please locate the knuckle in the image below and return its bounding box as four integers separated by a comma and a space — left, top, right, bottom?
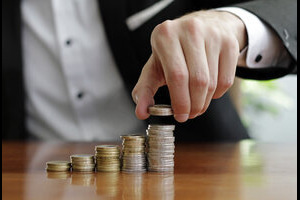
151, 20, 174, 47
168, 69, 188, 83
208, 79, 217, 92
190, 73, 209, 88
222, 36, 238, 50
154, 20, 174, 38
185, 18, 202, 37
207, 26, 221, 42
219, 77, 234, 89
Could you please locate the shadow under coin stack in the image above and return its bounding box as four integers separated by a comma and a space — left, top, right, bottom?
46, 161, 71, 172
95, 145, 121, 172
121, 135, 147, 172
147, 105, 175, 172
70, 154, 95, 172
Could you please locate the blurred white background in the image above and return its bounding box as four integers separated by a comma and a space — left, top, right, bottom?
240, 75, 297, 143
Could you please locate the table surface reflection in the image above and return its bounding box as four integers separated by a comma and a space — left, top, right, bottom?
2, 140, 297, 200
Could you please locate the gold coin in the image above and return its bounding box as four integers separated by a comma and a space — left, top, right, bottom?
95, 152, 120, 156
121, 135, 146, 141
95, 145, 120, 151
96, 161, 120, 165
46, 161, 71, 167
72, 163, 95, 167
70, 154, 95, 161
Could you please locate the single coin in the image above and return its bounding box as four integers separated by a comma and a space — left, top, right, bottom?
148, 124, 175, 131
148, 104, 173, 116
95, 145, 120, 152
121, 135, 146, 141
70, 154, 95, 161
46, 161, 71, 167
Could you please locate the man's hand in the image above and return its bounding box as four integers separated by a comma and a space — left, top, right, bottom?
132, 10, 247, 123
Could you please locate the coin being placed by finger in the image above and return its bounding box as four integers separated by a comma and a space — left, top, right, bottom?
148, 104, 173, 116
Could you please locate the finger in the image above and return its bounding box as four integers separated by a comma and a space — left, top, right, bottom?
199, 39, 220, 115
152, 22, 191, 122
132, 55, 165, 120
213, 38, 239, 99
179, 36, 209, 119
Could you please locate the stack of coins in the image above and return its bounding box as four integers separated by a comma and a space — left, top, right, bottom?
70, 154, 95, 172
121, 135, 147, 172
95, 145, 120, 172
147, 124, 175, 172
46, 161, 71, 172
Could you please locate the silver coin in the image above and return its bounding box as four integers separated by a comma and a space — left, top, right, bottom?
148, 137, 175, 143
147, 144, 175, 148
148, 125, 175, 131
148, 104, 173, 116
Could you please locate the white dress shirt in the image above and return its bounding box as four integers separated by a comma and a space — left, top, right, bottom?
21, 0, 292, 141
216, 7, 292, 68
22, 0, 145, 141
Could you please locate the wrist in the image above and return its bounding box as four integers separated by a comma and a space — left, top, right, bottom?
220, 11, 248, 51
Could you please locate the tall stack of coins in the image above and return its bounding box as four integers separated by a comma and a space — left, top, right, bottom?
147, 104, 175, 172
121, 135, 147, 172
147, 125, 175, 172
95, 145, 121, 172
70, 154, 95, 172
46, 161, 71, 172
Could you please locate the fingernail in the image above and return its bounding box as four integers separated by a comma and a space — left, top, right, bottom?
174, 114, 189, 123
198, 111, 204, 116
189, 114, 197, 119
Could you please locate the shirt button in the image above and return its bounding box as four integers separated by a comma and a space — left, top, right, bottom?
77, 91, 84, 99
65, 39, 72, 46
255, 54, 262, 63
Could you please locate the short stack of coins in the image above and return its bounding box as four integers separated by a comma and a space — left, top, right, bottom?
95, 145, 121, 172
147, 125, 175, 172
46, 161, 71, 172
70, 154, 95, 172
121, 135, 147, 172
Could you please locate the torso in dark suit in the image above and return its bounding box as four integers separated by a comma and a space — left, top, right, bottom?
2, 0, 297, 141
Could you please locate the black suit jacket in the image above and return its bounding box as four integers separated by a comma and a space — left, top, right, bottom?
2, 0, 297, 141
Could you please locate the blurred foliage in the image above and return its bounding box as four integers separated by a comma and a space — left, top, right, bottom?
240, 79, 294, 128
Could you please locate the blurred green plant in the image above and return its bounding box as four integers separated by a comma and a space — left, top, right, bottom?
240, 79, 294, 128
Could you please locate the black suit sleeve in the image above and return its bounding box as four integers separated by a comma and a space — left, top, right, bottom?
233, 0, 297, 80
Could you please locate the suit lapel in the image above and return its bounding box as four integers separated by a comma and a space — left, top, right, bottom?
2, 0, 27, 139
97, 0, 142, 92
126, 0, 174, 31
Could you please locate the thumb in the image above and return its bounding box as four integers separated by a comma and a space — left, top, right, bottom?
132, 55, 165, 120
